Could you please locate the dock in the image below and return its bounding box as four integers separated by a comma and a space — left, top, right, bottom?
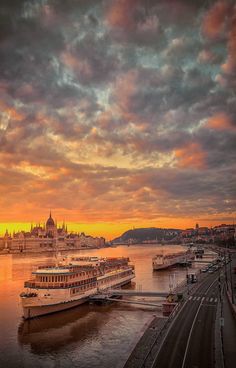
89, 289, 168, 308
96, 289, 169, 297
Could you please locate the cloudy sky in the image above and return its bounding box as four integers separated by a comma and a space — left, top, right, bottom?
0, 0, 235, 239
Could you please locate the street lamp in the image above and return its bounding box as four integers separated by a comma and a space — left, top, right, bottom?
224, 250, 229, 291
229, 252, 235, 305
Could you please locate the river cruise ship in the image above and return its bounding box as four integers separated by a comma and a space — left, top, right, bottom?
152, 250, 194, 270
20, 257, 135, 319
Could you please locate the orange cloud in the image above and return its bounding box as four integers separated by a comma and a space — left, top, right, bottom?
113, 69, 138, 113
202, 1, 230, 39
106, 0, 138, 29
202, 2, 236, 74
222, 8, 236, 73
61, 52, 92, 78
207, 112, 235, 131
174, 143, 206, 169
0, 102, 24, 122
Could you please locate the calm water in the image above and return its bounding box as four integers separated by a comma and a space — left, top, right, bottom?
0, 245, 199, 368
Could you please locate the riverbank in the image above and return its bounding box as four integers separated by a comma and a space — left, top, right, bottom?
0, 245, 110, 255
123, 316, 167, 368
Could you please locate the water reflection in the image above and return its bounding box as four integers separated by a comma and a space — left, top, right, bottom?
18, 304, 110, 354
1, 244, 193, 368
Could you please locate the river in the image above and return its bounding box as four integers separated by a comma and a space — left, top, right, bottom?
0, 244, 200, 368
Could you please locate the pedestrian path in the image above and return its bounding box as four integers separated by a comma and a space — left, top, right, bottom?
222, 286, 236, 368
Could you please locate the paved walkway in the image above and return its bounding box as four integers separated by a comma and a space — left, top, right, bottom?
123, 317, 167, 368
222, 289, 236, 368
123, 253, 236, 368
222, 254, 236, 368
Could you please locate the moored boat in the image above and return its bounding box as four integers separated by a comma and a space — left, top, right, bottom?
20, 257, 135, 319
152, 250, 194, 270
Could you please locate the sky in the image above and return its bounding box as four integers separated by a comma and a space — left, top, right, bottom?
0, 0, 236, 240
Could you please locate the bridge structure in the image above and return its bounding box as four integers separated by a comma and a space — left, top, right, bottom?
89, 289, 169, 308
97, 289, 169, 297
192, 259, 215, 264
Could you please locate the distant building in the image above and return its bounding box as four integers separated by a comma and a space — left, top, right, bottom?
180, 223, 236, 245
181, 228, 195, 238
0, 213, 105, 252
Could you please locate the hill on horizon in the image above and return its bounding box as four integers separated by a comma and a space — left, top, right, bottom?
112, 227, 181, 244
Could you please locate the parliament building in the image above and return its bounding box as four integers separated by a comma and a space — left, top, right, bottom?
0, 212, 105, 253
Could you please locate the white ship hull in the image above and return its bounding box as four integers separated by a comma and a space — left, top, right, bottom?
153, 263, 173, 270
23, 296, 88, 319
153, 253, 194, 271
22, 273, 134, 319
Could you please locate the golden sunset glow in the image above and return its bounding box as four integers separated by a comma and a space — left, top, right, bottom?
0, 0, 235, 240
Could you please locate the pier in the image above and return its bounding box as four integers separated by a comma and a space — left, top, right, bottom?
96, 289, 169, 297
89, 289, 168, 308
89, 295, 164, 308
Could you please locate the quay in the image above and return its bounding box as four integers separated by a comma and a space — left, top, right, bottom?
123, 251, 236, 368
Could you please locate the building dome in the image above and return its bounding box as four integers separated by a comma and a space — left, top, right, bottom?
46, 212, 55, 227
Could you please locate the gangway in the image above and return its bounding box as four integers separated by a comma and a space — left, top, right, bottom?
192, 260, 214, 264
97, 289, 169, 297
89, 294, 164, 308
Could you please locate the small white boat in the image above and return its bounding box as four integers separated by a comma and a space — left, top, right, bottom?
152, 250, 194, 270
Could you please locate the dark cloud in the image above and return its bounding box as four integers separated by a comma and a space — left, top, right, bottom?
0, 0, 235, 228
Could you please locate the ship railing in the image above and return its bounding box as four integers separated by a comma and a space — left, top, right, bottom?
24, 280, 98, 289
20, 291, 38, 298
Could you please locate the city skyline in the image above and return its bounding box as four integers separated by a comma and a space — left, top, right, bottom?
0, 1, 236, 239
0, 211, 235, 240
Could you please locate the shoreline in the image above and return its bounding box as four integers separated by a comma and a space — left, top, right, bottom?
0, 242, 188, 256
0, 245, 110, 256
